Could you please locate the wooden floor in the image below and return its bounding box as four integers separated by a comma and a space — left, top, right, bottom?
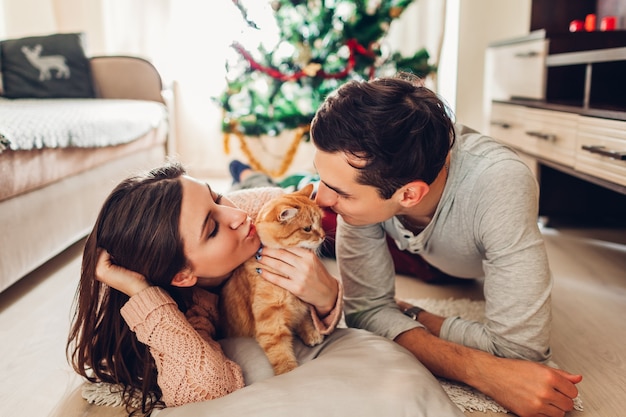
395, 226, 626, 416
0, 224, 624, 417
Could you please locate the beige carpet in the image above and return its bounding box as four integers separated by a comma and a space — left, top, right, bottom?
405, 297, 584, 414
77, 298, 583, 414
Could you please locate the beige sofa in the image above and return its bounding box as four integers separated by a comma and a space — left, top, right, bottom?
0, 56, 169, 292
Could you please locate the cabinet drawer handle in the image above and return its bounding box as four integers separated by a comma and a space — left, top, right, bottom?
525, 131, 556, 142
490, 120, 511, 129
581, 145, 626, 161
514, 51, 540, 58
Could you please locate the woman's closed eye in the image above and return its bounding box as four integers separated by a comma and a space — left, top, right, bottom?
204, 184, 224, 239
207, 221, 219, 239
208, 194, 224, 238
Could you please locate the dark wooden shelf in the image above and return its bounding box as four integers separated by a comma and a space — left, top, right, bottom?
494, 99, 626, 122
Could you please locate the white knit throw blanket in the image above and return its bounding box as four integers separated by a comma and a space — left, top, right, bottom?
82, 298, 584, 413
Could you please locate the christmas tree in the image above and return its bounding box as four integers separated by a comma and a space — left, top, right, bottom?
217, 0, 436, 176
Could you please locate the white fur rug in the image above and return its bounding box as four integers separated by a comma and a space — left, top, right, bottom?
405, 297, 584, 414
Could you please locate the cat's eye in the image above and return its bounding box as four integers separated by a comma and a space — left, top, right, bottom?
303, 226, 312, 232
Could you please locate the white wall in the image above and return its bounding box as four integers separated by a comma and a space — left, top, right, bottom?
50, 0, 107, 55
438, 0, 460, 111
0, 0, 108, 56
385, 0, 533, 133
439, 0, 532, 131
0, 0, 170, 58
1, 0, 57, 38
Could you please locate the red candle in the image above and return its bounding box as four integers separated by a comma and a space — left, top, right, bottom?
569, 20, 584, 32
601, 16, 617, 31
585, 14, 597, 31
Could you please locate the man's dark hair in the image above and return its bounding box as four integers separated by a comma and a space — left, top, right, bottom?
311, 72, 456, 199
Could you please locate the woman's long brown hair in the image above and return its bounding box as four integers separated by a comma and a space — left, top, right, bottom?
67, 162, 191, 416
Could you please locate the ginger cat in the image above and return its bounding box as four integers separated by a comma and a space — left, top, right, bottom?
219, 183, 326, 375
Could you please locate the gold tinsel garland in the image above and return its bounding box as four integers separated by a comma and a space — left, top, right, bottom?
223, 124, 310, 178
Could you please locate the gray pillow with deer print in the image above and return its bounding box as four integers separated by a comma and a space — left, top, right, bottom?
0, 32, 95, 99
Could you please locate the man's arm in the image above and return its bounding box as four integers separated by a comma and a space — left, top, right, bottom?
336, 217, 423, 338
423, 159, 553, 362
336, 218, 582, 417
395, 326, 582, 417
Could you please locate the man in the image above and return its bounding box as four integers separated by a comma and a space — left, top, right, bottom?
310, 73, 582, 417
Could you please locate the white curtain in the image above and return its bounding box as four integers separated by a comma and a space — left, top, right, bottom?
93, 0, 268, 177
386, 0, 446, 91
162, 1, 260, 177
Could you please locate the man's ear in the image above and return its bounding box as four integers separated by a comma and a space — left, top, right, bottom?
399, 181, 429, 208
171, 268, 197, 288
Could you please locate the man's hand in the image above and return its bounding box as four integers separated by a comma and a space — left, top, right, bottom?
95, 250, 150, 297
395, 327, 582, 417
473, 355, 582, 417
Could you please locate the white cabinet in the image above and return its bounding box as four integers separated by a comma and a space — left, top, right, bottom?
482, 4, 626, 222
576, 117, 626, 187
485, 35, 548, 101
488, 102, 626, 190
488, 102, 527, 148
489, 103, 578, 168
485, 36, 626, 195
523, 108, 578, 168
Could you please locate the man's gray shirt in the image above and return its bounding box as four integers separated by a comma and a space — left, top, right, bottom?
336, 125, 552, 363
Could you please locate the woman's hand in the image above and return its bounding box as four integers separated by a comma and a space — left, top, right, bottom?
255, 247, 338, 317
95, 250, 150, 297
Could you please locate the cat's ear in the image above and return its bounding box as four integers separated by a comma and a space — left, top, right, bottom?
278, 207, 299, 221
297, 183, 315, 198
398, 181, 429, 208
171, 268, 198, 287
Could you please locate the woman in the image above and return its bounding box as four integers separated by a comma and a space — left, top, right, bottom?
66, 161, 342, 415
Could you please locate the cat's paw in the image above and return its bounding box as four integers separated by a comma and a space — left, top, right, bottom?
301, 331, 324, 347
273, 359, 298, 375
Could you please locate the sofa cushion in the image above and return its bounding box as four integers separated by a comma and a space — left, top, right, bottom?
0, 33, 95, 99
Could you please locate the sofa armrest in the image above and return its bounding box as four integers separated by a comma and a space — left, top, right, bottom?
90, 56, 165, 103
